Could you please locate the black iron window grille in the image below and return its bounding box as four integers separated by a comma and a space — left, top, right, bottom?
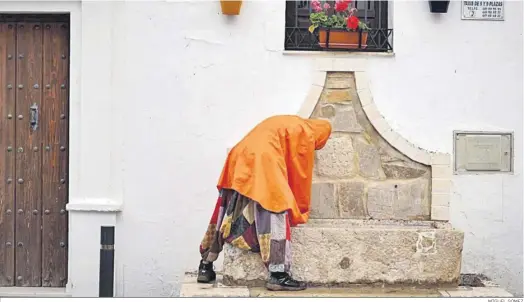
284, 0, 393, 52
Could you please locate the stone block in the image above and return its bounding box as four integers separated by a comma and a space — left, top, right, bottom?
443, 287, 513, 298
320, 89, 352, 103
325, 75, 353, 89
336, 181, 367, 218
312, 71, 327, 87
319, 104, 362, 133
432, 164, 452, 178
432, 194, 450, 207
249, 286, 442, 297
357, 87, 373, 107
310, 183, 338, 218
431, 206, 450, 221
319, 104, 336, 118
222, 244, 268, 286
393, 137, 431, 165
222, 220, 464, 287
179, 271, 513, 298
362, 102, 382, 122
180, 283, 250, 297
382, 162, 428, 179
378, 146, 406, 164
376, 128, 401, 148
315, 135, 356, 178
367, 179, 430, 220
353, 137, 384, 179
327, 72, 354, 78
432, 179, 451, 194
331, 105, 362, 133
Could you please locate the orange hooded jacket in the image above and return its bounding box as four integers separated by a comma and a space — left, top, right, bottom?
217, 115, 332, 226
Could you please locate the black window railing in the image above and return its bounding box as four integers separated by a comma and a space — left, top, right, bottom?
284, 27, 393, 52
284, 0, 391, 52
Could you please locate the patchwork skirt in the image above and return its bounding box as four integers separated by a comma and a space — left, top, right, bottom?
199, 189, 292, 273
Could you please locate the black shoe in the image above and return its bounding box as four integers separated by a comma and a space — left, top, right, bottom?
266, 273, 306, 291
197, 260, 216, 284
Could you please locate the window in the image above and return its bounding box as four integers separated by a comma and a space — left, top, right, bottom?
284, 0, 392, 52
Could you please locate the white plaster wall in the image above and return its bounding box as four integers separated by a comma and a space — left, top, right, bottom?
97, 0, 523, 297
99, 0, 522, 296
6, 0, 520, 297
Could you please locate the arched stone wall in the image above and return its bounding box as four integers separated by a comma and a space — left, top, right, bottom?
298, 70, 452, 221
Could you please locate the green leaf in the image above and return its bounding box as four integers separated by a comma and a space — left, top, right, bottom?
358, 20, 370, 30
308, 24, 318, 33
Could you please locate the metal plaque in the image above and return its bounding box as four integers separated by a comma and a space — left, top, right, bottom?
454, 131, 513, 174
462, 0, 504, 21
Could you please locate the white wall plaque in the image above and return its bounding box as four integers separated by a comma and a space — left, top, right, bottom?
462, 1, 504, 21
454, 131, 513, 174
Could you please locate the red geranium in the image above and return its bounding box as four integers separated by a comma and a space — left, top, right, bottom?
347, 15, 359, 30
335, 0, 350, 12
309, 0, 369, 34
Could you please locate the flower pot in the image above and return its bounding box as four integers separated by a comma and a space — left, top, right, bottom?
429, 1, 450, 13
318, 28, 368, 49
220, 0, 242, 15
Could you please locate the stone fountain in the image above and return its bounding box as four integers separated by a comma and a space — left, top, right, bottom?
180, 72, 513, 298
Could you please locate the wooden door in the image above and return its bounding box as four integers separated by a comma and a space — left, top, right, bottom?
0, 14, 69, 288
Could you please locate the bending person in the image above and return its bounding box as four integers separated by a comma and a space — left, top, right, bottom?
197, 115, 332, 291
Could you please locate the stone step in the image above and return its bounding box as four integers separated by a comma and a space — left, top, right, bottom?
180, 273, 514, 298
222, 219, 464, 287
294, 218, 450, 229
0, 287, 70, 298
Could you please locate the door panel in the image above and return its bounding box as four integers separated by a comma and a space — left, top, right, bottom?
0, 22, 17, 287
41, 22, 69, 287
15, 22, 44, 287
